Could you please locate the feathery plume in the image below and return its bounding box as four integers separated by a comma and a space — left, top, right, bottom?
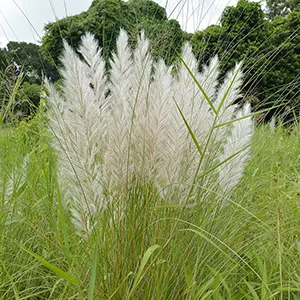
211, 62, 244, 160
147, 59, 173, 182
217, 103, 253, 194
215, 62, 243, 114
79, 33, 107, 100
165, 43, 200, 201
130, 31, 153, 179
46, 30, 254, 236
47, 38, 106, 237
105, 29, 133, 190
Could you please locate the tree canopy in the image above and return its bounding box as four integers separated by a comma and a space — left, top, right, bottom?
191, 0, 299, 118
41, 0, 185, 66
191, 0, 269, 98
265, 0, 300, 19
0, 0, 299, 122
0, 41, 58, 84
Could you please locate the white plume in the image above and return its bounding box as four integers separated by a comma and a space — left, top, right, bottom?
105, 29, 133, 190
217, 103, 253, 194
130, 31, 153, 179
47, 38, 106, 237
46, 30, 254, 236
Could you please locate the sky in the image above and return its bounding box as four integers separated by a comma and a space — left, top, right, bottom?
0, 0, 261, 47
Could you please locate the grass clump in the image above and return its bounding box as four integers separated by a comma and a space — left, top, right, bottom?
0, 27, 299, 300
45, 30, 253, 238
0, 117, 300, 299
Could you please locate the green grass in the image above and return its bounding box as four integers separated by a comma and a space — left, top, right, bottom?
0, 0, 299, 298
0, 113, 299, 299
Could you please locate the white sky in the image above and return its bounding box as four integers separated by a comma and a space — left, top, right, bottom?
0, 0, 261, 47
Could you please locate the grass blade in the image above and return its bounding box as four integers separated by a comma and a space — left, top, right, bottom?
175, 101, 203, 157
179, 56, 217, 115
127, 244, 161, 299
0, 262, 20, 300
214, 105, 283, 129
22, 247, 78, 285
88, 242, 98, 300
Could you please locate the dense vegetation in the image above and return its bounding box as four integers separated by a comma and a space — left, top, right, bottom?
191, 0, 299, 119
0, 0, 299, 298
0, 0, 299, 121
0, 113, 299, 298
41, 0, 185, 66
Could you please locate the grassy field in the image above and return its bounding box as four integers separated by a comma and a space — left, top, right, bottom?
0, 1, 299, 298
0, 113, 299, 299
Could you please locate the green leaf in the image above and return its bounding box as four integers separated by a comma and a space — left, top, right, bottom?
175, 102, 203, 157
244, 281, 260, 300
214, 105, 283, 129
179, 56, 217, 115
88, 242, 98, 300
127, 244, 161, 299
22, 247, 78, 285
1, 262, 20, 300
135, 244, 161, 285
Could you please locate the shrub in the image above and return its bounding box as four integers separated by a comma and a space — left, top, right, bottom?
20, 82, 41, 108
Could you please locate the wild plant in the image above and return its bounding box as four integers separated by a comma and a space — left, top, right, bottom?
46, 29, 253, 237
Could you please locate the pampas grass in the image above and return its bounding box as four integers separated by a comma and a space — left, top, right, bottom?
46, 29, 253, 237
1, 1, 300, 297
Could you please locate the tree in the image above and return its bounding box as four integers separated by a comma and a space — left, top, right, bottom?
261, 10, 300, 120
191, 0, 270, 102
0, 48, 7, 72
191, 0, 300, 122
1, 41, 59, 84
265, 0, 300, 19
190, 25, 225, 67
41, 0, 185, 68
0, 42, 59, 115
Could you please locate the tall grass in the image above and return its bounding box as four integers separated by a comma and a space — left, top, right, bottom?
0, 1, 299, 299
44, 30, 253, 239
0, 112, 300, 299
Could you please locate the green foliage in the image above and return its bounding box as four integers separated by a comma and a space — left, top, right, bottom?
0, 116, 300, 298
190, 25, 225, 65
0, 68, 28, 124
0, 41, 59, 84
265, 0, 300, 19
0, 49, 8, 72
0, 69, 42, 122
261, 10, 300, 118
19, 82, 41, 108
41, 0, 185, 67
221, 0, 265, 30
6, 42, 41, 83
191, 0, 300, 121
219, 0, 271, 104
192, 0, 269, 99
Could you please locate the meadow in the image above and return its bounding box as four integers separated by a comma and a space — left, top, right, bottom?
0, 41, 300, 299
0, 0, 299, 299
0, 107, 299, 299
